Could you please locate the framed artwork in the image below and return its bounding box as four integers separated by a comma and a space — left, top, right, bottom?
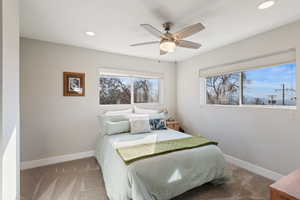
63, 72, 85, 96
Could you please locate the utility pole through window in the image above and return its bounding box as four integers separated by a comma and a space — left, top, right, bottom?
275, 84, 295, 105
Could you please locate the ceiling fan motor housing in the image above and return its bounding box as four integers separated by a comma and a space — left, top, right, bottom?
163, 22, 173, 32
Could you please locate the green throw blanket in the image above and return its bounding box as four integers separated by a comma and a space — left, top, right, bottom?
116, 136, 218, 164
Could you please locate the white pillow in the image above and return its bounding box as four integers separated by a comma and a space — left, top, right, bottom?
126, 113, 166, 120
105, 108, 133, 115
130, 116, 151, 134
148, 113, 166, 120
105, 121, 130, 135
134, 106, 160, 114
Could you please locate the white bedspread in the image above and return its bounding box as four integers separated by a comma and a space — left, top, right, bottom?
95, 129, 227, 200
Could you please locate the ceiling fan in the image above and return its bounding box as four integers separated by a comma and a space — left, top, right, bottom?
130, 22, 205, 55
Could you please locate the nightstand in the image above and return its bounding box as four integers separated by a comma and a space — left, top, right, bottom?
270, 168, 300, 200
166, 121, 180, 131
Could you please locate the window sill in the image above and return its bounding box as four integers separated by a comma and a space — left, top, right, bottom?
201, 104, 297, 111
99, 103, 162, 107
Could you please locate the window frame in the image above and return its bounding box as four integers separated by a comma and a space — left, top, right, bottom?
204, 62, 297, 109
98, 69, 163, 106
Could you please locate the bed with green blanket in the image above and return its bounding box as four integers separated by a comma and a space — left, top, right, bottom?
95, 129, 227, 200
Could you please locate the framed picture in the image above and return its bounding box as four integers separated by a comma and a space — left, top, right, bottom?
63, 72, 85, 96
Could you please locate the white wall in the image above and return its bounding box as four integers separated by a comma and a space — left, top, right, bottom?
177, 21, 300, 175
20, 38, 177, 162
0, 0, 20, 199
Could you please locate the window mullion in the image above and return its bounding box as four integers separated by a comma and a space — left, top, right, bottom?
131, 77, 134, 105
240, 72, 244, 105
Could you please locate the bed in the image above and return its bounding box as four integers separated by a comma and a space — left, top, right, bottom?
95, 129, 227, 200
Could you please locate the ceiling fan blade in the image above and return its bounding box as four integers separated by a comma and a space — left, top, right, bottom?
130, 41, 160, 47
177, 40, 201, 49
174, 23, 205, 39
141, 24, 165, 38
160, 50, 167, 55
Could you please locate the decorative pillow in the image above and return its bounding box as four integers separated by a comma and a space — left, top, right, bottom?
105, 108, 133, 115
130, 116, 151, 134
105, 121, 130, 135
149, 118, 167, 130
134, 106, 160, 114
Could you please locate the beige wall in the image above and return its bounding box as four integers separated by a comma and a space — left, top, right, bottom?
177, 21, 300, 175
0, 0, 20, 198
20, 38, 177, 162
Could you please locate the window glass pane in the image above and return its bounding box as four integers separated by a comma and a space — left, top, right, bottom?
206, 73, 240, 105
134, 78, 159, 103
99, 76, 131, 104
243, 63, 296, 106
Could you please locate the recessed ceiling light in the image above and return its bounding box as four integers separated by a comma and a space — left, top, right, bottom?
258, 0, 275, 10
85, 31, 96, 36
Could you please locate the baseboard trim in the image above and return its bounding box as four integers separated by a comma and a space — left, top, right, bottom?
224, 154, 283, 181
21, 151, 95, 170
21, 151, 284, 181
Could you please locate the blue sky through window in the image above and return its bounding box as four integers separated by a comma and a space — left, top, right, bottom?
243, 63, 296, 106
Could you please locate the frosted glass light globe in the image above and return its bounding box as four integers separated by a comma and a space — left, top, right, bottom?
160, 41, 176, 52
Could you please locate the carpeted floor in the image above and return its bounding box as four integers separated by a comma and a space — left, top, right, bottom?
21, 157, 273, 200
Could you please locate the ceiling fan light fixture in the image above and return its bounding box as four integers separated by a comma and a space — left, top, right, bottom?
85, 31, 96, 36
258, 0, 275, 10
160, 40, 176, 52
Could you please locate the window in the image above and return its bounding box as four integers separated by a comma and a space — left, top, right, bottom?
99, 72, 161, 105
243, 63, 296, 106
99, 76, 131, 105
206, 63, 297, 107
206, 72, 240, 105
134, 78, 159, 103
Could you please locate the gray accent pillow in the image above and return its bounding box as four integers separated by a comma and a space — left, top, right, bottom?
97, 114, 129, 134
105, 121, 130, 135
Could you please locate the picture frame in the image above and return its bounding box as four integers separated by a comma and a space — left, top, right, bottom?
63, 72, 85, 96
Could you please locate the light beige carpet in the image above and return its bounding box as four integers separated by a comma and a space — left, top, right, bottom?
21, 157, 273, 200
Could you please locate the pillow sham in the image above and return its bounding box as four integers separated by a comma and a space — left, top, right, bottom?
105, 121, 130, 135
148, 113, 166, 120
134, 106, 160, 114
105, 108, 133, 115
130, 116, 151, 134
149, 118, 167, 130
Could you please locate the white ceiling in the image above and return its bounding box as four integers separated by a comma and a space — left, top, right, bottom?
20, 0, 300, 62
